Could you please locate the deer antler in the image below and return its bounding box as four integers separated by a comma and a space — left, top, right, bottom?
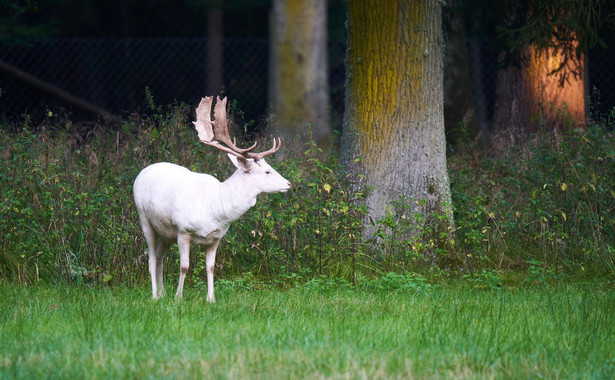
193, 96, 257, 156
245, 137, 282, 161
210, 96, 257, 154
193, 96, 215, 142
193, 96, 281, 162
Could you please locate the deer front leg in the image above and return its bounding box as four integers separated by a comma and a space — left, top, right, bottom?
206, 239, 220, 303
176, 233, 191, 299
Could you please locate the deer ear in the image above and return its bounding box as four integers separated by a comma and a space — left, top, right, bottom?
228, 153, 252, 172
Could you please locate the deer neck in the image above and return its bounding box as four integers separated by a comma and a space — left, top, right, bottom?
212, 171, 259, 223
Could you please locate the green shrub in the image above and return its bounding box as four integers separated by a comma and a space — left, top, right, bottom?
1, 103, 613, 287
449, 113, 615, 278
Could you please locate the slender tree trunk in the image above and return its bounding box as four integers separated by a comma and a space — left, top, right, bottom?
492, 42, 586, 154
342, 0, 453, 241
443, 3, 480, 147
206, 8, 224, 96
466, 36, 491, 144
269, 0, 330, 148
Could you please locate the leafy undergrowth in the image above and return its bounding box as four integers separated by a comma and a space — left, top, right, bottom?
1, 103, 614, 286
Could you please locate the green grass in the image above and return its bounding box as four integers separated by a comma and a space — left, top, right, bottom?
1, 281, 613, 379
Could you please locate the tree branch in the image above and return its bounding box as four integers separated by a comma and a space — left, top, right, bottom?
0, 60, 121, 123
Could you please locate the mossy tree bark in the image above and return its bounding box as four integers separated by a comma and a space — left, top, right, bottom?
341, 0, 454, 241
269, 0, 331, 148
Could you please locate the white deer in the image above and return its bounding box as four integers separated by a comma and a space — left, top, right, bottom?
133, 96, 291, 301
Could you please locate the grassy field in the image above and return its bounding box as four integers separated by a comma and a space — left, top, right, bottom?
1, 281, 613, 379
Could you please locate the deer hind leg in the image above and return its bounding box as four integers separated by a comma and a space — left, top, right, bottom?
176, 233, 192, 299
141, 218, 166, 299
153, 238, 170, 298
205, 239, 220, 303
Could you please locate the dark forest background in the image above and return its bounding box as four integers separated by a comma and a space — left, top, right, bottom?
1, 0, 614, 140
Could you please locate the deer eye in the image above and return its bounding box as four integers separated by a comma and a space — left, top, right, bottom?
265, 170, 271, 175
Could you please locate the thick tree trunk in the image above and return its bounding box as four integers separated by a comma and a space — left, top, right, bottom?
269, 0, 330, 148
341, 0, 453, 240
492, 43, 586, 154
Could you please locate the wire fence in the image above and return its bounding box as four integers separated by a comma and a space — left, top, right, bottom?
0, 38, 347, 125
0, 37, 613, 128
